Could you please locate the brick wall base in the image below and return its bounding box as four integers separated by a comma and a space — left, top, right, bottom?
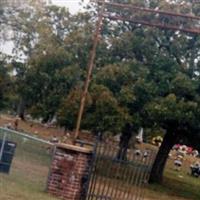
47, 144, 92, 200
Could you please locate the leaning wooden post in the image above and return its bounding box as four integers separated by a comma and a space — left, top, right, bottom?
74, 0, 105, 142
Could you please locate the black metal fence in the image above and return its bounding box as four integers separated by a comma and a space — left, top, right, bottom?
86, 142, 157, 200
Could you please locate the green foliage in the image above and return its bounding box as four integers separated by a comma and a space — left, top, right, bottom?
1, 1, 200, 143
170, 72, 197, 99
25, 49, 82, 121
57, 87, 91, 130
0, 57, 10, 109
95, 63, 134, 94
57, 84, 129, 133
144, 94, 198, 129
83, 84, 130, 133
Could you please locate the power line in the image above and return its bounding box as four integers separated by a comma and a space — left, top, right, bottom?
96, 0, 200, 20
103, 13, 200, 34
98, 1, 200, 34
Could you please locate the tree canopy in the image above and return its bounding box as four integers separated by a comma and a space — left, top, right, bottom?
1, 0, 200, 184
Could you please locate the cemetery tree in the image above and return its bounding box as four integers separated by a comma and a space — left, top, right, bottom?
101, 0, 200, 168
82, 84, 129, 135
57, 83, 128, 136
95, 63, 141, 158
25, 10, 103, 122
57, 87, 88, 131
144, 71, 200, 183
1, 4, 99, 121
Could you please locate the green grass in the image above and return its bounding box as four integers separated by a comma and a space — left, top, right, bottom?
147, 172, 200, 200
1, 130, 200, 200
0, 159, 59, 200
0, 174, 58, 200
1, 156, 199, 200
90, 149, 200, 200
0, 131, 59, 200
145, 158, 200, 200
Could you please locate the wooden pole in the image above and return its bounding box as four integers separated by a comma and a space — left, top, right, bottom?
74, 0, 105, 142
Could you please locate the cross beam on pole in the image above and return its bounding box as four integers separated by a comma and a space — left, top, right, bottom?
97, 1, 200, 34
96, 1, 200, 20
103, 13, 200, 34
74, 0, 105, 142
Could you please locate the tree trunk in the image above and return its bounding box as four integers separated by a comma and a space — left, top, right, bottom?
42, 115, 50, 124
117, 123, 133, 160
17, 98, 25, 120
149, 130, 180, 184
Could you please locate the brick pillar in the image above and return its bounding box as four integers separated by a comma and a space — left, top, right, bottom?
47, 143, 93, 200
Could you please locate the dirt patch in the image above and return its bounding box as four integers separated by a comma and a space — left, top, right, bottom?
0, 114, 94, 143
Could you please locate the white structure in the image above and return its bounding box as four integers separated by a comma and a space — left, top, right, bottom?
136, 128, 144, 143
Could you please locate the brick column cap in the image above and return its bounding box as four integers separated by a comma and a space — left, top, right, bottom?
56, 143, 93, 154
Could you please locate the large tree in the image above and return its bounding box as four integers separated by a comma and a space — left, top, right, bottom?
145, 93, 200, 183
57, 83, 128, 136
1, 4, 96, 120
102, 0, 200, 182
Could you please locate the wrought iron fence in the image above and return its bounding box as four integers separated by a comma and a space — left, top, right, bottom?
0, 127, 157, 200
0, 127, 58, 200
86, 141, 157, 200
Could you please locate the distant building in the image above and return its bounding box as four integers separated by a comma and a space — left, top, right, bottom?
136, 128, 143, 143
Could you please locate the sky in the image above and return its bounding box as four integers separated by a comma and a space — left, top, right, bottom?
0, 0, 90, 56
51, 0, 90, 14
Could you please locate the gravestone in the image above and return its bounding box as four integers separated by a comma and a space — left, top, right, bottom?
0, 140, 17, 174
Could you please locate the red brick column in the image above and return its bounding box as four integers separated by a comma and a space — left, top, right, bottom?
47, 143, 93, 200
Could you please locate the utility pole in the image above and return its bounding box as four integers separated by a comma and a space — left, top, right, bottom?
74, 0, 105, 141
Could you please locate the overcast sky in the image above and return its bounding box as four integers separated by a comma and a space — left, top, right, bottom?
51, 0, 90, 14
0, 0, 90, 56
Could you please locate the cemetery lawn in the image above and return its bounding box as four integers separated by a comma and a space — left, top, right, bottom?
0, 114, 200, 200
0, 154, 199, 200
0, 175, 58, 200
0, 156, 59, 200
145, 157, 200, 200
